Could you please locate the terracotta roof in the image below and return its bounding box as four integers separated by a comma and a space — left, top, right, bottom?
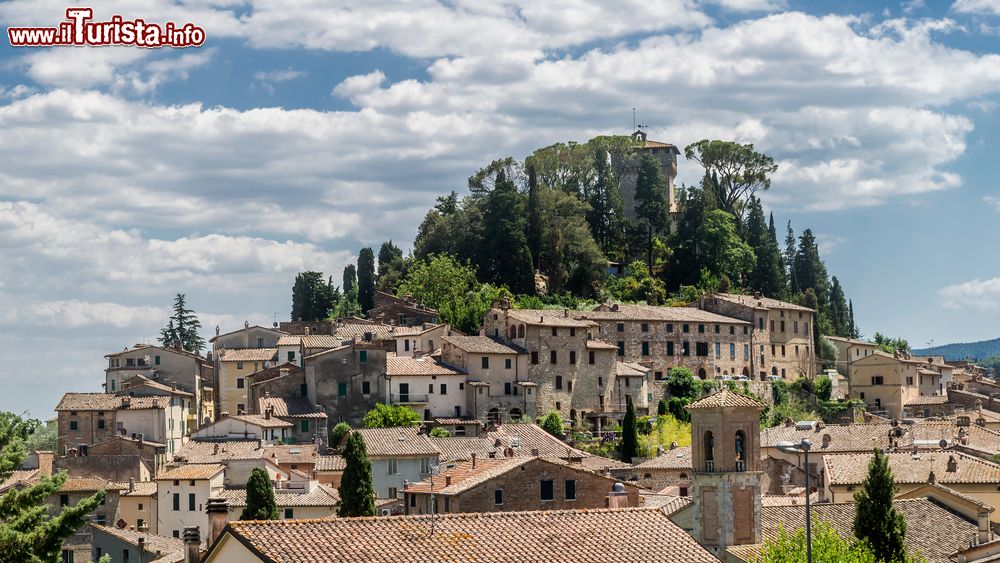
267, 444, 318, 465
441, 336, 522, 355
392, 323, 446, 337
762, 420, 1000, 453
55, 393, 167, 411
226, 414, 293, 429
298, 335, 344, 349
221, 507, 717, 563
431, 423, 588, 462
334, 323, 397, 341
505, 309, 593, 328
386, 353, 466, 376
433, 418, 481, 427
729, 499, 984, 563
358, 427, 440, 458
640, 139, 679, 151
585, 339, 618, 350
824, 335, 877, 347
175, 441, 267, 463
824, 451, 1000, 485
220, 348, 278, 362
709, 292, 815, 312
114, 480, 158, 496
313, 456, 346, 472
635, 447, 693, 470
59, 478, 126, 492
91, 435, 166, 449
906, 395, 950, 406
685, 389, 766, 410
105, 343, 207, 363
580, 304, 750, 324
220, 484, 340, 508
0, 469, 38, 491
578, 455, 632, 472
405, 457, 528, 494
259, 397, 327, 419
616, 362, 648, 377
276, 336, 302, 346
92, 526, 185, 562
120, 375, 194, 396
156, 464, 226, 481
209, 325, 286, 343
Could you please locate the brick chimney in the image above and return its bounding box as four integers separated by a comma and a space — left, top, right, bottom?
471, 452, 476, 469
606, 482, 628, 509
205, 497, 229, 546
183, 526, 200, 562
36, 451, 54, 477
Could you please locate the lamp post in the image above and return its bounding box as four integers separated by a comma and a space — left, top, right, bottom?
777, 438, 813, 563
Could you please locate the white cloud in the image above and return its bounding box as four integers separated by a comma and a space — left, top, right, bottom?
939, 277, 1000, 310
707, 0, 786, 12
953, 0, 1000, 15
985, 196, 1000, 210
254, 68, 306, 82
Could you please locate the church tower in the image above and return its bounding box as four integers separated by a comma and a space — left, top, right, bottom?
687, 389, 766, 557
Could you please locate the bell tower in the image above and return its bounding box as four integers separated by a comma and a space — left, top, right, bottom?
687, 389, 765, 556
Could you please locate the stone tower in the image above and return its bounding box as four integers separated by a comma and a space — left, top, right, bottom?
686, 389, 766, 557
618, 129, 680, 221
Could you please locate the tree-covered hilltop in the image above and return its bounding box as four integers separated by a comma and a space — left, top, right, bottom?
291, 135, 860, 345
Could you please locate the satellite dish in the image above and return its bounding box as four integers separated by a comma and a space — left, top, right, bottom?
939, 439, 948, 449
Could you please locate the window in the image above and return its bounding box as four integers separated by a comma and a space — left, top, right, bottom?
387, 459, 398, 475
60, 494, 69, 507
96, 513, 106, 525
504, 382, 512, 395
550, 351, 557, 364
617, 342, 625, 357
714, 343, 721, 358
641, 342, 649, 356
388, 487, 398, 499
482, 356, 490, 369
172, 493, 180, 511
696, 342, 709, 357
698, 324, 705, 333
301, 420, 310, 433
667, 323, 674, 333
555, 401, 561, 411
804, 322, 809, 333
237, 378, 245, 389
598, 377, 603, 387
69, 420, 78, 431
793, 322, 799, 334
556, 376, 563, 390
444, 497, 450, 512
362, 381, 370, 395
459, 383, 464, 390
287, 351, 296, 362
770, 320, 775, 332
588, 351, 595, 365
730, 326, 735, 335
505, 358, 512, 369
617, 323, 624, 332
781, 345, 786, 357
551, 327, 558, 337
744, 344, 750, 358
359, 350, 367, 363
421, 458, 431, 473
531, 351, 539, 364
540, 480, 554, 501
569, 351, 577, 364
300, 383, 308, 397
795, 345, 799, 357
410, 494, 417, 507
236, 362, 244, 370
682, 342, 690, 356
565, 480, 576, 500
61, 550, 73, 563
906, 376, 914, 385
155, 355, 161, 365
284, 508, 294, 519
494, 489, 503, 505
655, 371, 663, 380
570, 328, 576, 337
97, 419, 105, 429
730, 343, 736, 359
429, 384, 434, 394
872, 376, 884, 385
781, 321, 786, 332
624, 378, 630, 388
404, 340, 410, 352
189, 493, 196, 511
440, 384, 447, 395
771, 344, 776, 356
679, 486, 689, 497
759, 317, 765, 330
338, 382, 347, 397
641, 323, 649, 333
682, 324, 690, 333
667, 342, 674, 356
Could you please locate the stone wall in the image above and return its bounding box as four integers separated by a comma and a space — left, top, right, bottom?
58, 411, 119, 456
88, 436, 164, 476
54, 454, 148, 482
692, 471, 762, 554
306, 342, 386, 426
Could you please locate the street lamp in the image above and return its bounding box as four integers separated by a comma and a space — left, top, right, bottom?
777, 438, 813, 563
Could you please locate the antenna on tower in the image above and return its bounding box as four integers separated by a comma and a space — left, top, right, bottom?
632, 108, 636, 131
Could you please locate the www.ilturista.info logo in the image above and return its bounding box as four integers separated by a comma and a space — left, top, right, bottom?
8, 8, 206, 47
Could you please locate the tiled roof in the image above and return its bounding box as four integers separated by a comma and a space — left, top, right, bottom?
431, 423, 588, 462
578, 455, 632, 472
221, 507, 717, 563
105, 343, 207, 363
91, 435, 166, 449
60, 478, 126, 492
120, 375, 194, 396
227, 414, 294, 428
386, 353, 466, 376
259, 396, 327, 419
92, 525, 185, 562
709, 292, 815, 312
906, 395, 950, 406
635, 447, 693, 470
405, 457, 529, 494
433, 418, 481, 427
276, 335, 302, 346
219, 348, 278, 362
174, 440, 267, 463
220, 484, 340, 508
114, 480, 158, 496
392, 323, 446, 337
824, 451, 1000, 485
313, 456, 346, 472
0, 469, 38, 492
585, 339, 618, 350
266, 444, 318, 465
729, 499, 984, 563
616, 362, 648, 377
580, 304, 750, 324
762, 420, 1000, 453
55, 393, 167, 411
505, 309, 594, 328
441, 336, 522, 354
686, 389, 766, 410
209, 325, 287, 343
334, 323, 397, 342
823, 335, 876, 346
358, 427, 440, 458
155, 463, 225, 481
299, 335, 344, 349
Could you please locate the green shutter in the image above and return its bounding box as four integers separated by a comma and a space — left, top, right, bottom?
359, 350, 367, 363
300, 420, 309, 432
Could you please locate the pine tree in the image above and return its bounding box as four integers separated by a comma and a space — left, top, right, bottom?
744, 197, 785, 296
853, 448, 906, 562
664, 186, 709, 290
241, 467, 278, 520
620, 396, 639, 463
793, 229, 831, 311
0, 412, 106, 560
377, 241, 403, 278
158, 293, 205, 353
357, 247, 376, 315
338, 432, 376, 517
480, 166, 534, 294
633, 153, 670, 273
291, 271, 336, 321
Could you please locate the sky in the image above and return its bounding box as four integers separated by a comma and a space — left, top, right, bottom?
0, 0, 999, 417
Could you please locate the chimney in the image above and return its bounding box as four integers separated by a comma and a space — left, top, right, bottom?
753, 291, 763, 300
947, 455, 958, 473
128, 478, 135, 493
36, 451, 54, 477
213, 443, 220, 455
471, 453, 476, 469
138, 434, 144, 447
611, 303, 619, 312
138, 537, 145, 557
445, 475, 452, 486
979, 509, 992, 545
928, 469, 937, 484
531, 448, 540, 457
183, 526, 200, 563
205, 497, 229, 546
264, 407, 272, 420
607, 482, 629, 509
822, 434, 831, 448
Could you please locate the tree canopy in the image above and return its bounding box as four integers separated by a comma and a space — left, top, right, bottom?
241, 467, 278, 520
684, 139, 777, 225
158, 293, 206, 353
853, 448, 907, 563
338, 432, 376, 517
291, 271, 337, 322
362, 403, 421, 428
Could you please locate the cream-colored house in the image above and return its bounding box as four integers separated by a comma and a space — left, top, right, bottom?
386, 352, 468, 420
115, 479, 158, 533
217, 348, 277, 416
850, 350, 951, 418
155, 464, 225, 544
393, 323, 454, 357
189, 413, 292, 444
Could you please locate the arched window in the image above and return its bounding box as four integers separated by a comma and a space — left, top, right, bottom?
771, 366, 778, 376
488, 408, 501, 424
508, 408, 522, 422
703, 431, 714, 471
644, 473, 652, 479
735, 430, 747, 470
679, 473, 687, 479
518, 324, 525, 338
698, 368, 707, 380
742, 367, 750, 376
509, 325, 517, 340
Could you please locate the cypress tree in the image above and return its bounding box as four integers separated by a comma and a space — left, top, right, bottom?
357, 247, 376, 315
481, 168, 534, 294
527, 162, 542, 270
853, 448, 906, 562
793, 229, 831, 311
589, 148, 626, 260
338, 432, 376, 517
829, 277, 850, 337
744, 197, 784, 296
241, 467, 279, 520
620, 396, 639, 463
377, 241, 403, 278
849, 299, 859, 338
657, 398, 668, 416
768, 212, 787, 294
784, 221, 797, 293
634, 153, 670, 273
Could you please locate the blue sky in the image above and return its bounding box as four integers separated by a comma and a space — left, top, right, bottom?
0, 0, 998, 416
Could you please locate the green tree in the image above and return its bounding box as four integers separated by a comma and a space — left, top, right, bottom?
536, 187, 607, 296
684, 139, 777, 227
329, 422, 351, 452
814, 374, 833, 401
633, 153, 671, 272
605, 260, 667, 305
429, 427, 450, 437
620, 396, 639, 463
0, 411, 106, 561
873, 333, 910, 354
829, 276, 851, 337
338, 265, 360, 317
701, 209, 756, 286
357, 247, 376, 315
338, 432, 376, 517
540, 411, 564, 438
588, 147, 627, 259
158, 293, 206, 353
362, 404, 421, 428
240, 467, 278, 520
820, 336, 839, 372
377, 241, 403, 279
477, 160, 535, 294
755, 520, 881, 563
849, 300, 859, 339
657, 399, 668, 416
291, 271, 336, 321
793, 229, 830, 311
853, 449, 907, 563
666, 367, 700, 401
785, 221, 797, 293
745, 197, 786, 296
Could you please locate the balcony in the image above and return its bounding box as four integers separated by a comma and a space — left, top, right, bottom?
704, 459, 715, 472
390, 394, 429, 404
736, 459, 746, 472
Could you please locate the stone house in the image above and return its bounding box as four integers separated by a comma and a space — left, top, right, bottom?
439, 335, 531, 423
850, 350, 951, 417
55, 393, 187, 459
358, 426, 440, 500
692, 292, 816, 380
386, 352, 468, 421
104, 344, 213, 428
825, 335, 878, 379
393, 322, 454, 357
88, 435, 166, 477
216, 347, 278, 417
303, 340, 387, 426
634, 445, 693, 493
189, 413, 292, 444
367, 290, 439, 326
114, 479, 159, 534
210, 323, 286, 352
92, 525, 184, 563
52, 478, 124, 563
246, 364, 306, 412
155, 463, 225, 544
257, 396, 327, 445
220, 478, 340, 520
402, 456, 640, 515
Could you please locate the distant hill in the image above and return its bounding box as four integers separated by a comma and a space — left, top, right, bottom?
913, 337, 1000, 361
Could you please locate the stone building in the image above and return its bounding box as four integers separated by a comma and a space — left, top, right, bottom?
53, 478, 124, 562
635, 445, 693, 493
393, 322, 453, 357
257, 395, 328, 445
850, 350, 952, 418
216, 347, 278, 417
619, 129, 680, 221
104, 343, 213, 427
358, 426, 440, 499
386, 352, 468, 421
92, 526, 183, 563
688, 389, 765, 557
155, 463, 225, 544
439, 335, 532, 423
691, 292, 816, 380
304, 339, 387, 426
402, 456, 640, 515
55, 392, 188, 459
366, 290, 439, 326
246, 364, 306, 411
